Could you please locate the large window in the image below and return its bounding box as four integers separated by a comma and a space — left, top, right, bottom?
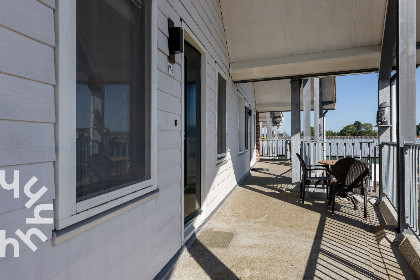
55, 0, 157, 230
217, 73, 226, 159
238, 95, 245, 153
76, 0, 150, 200
245, 107, 249, 151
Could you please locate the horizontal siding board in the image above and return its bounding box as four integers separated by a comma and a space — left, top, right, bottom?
199, 0, 226, 49
0, 27, 55, 85
53, 210, 181, 280
157, 50, 182, 83
158, 130, 181, 151
158, 9, 169, 37
37, 0, 55, 9
0, 162, 54, 214
0, 0, 55, 46
157, 70, 181, 98
177, 0, 229, 72
190, 0, 229, 59
0, 0, 257, 278
158, 110, 181, 132
158, 90, 181, 115
0, 73, 55, 123
157, 164, 181, 189
0, 200, 53, 259
157, 148, 181, 171
165, 0, 229, 75
0, 121, 55, 167
0, 197, 179, 280
157, 29, 182, 65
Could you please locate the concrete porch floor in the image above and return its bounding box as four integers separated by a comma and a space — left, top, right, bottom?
166, 160, 415, 280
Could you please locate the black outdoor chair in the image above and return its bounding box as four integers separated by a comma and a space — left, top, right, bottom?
296, 153, 331, 205
330, 157, 371, 218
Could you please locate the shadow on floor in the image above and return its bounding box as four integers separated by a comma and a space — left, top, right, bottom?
187, 239, 239, 280
240, 162, 413, 279
166, 160, 414, 279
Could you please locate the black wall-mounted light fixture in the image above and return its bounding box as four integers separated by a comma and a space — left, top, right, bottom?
168, 18, 183, 64
169, 27, 183, 55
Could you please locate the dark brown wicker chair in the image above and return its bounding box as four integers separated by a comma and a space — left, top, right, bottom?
330, 157, 371, 218
296, 153, 331, 205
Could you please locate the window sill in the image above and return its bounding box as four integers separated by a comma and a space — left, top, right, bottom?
216, 157, 228, 166
52, 189, 159, 246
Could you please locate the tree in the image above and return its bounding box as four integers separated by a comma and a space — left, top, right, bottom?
338, 121, 377, 136
326, 130, 338, 136
301, 127, 315, 137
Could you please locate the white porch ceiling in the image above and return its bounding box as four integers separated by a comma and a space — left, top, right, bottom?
220, 0, 420, 112
255, 77, 336, 113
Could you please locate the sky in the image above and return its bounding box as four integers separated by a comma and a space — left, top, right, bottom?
278, 68, 420, 135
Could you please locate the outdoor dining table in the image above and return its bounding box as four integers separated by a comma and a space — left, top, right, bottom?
318, 160, 338, 166
318, 160, 339, 180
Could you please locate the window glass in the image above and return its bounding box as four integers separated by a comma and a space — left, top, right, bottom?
245, 107, 249, 150
76, 0, 150, 200
238, 96, 244, 153
217, 74, 226, 156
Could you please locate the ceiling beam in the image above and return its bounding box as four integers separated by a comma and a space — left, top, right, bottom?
231, 46, 381, 82
379, 0, 397, 80
234, 67, 379, 84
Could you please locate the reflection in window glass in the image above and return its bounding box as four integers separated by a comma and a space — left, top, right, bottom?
76, 0, 150, 200
217, 74, 226, 156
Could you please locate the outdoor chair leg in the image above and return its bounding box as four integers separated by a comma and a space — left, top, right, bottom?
328, 184, 333, 207
331, 184, 335, 215
349, 195, 358, 210
363, 190, 367, 218
302, 184, 305, 204
326, 182, 329, 204
300, 181, 303, 199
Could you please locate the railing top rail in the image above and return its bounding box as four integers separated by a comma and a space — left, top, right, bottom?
405, 143, 420, 148
381, 141, 397, 146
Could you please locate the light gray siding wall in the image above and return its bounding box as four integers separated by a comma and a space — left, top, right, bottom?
0, 0, 256, 279
0, 0, 56, 263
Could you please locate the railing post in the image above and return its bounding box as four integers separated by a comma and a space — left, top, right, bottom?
396, 0, 416, 234
404, 146, 411, 231
379, 143, 384, 198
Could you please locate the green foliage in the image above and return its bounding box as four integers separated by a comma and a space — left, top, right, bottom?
337, 121, 377, 136
301, 127, 315, 137
326, 130, 338, 136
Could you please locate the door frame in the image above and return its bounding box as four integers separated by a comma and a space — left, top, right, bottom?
180, 23, 207, 244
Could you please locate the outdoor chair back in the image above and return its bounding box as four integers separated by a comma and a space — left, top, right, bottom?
296, 153, 331, 205
330, 157, 370, 218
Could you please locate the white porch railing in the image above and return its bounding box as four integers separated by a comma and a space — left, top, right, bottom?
259, 139, 291, 160
259, 138, 379, 191
380, 142, 419, 236
380, 143, 398, 208
301, 140, 379, 192
404, 144, 420, 235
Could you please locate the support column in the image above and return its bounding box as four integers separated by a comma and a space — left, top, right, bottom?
314, 78, 322, 141
378, 0, 397, 198
303, 79, 311, 141
266, 112, 272, 140
291, 77, 302, 185
314, 78, 323, 163
256, 113, 260, 161
378, 80, 392, 143
391, 79, 397, 142
396, 0, 416, 233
